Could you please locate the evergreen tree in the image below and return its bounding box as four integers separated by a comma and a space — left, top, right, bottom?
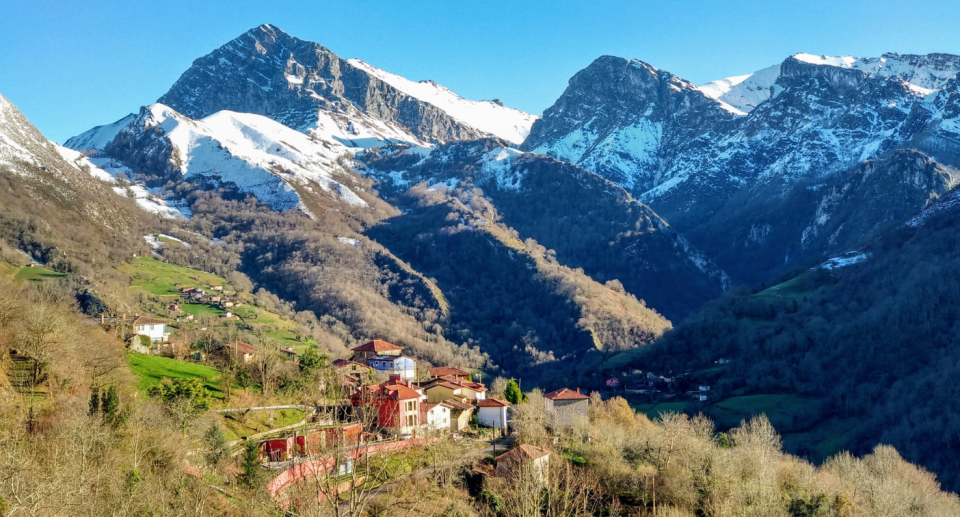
89, 386, 100, 416
504, 379, 522, 404
298, 346, 326, 375
101, 385, 120, 424
205, 423, 228, 467
239, 440, 262, 488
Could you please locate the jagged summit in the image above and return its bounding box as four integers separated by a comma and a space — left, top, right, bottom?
156, 24, 535, 144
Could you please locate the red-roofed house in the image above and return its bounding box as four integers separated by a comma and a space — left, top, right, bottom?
422, 376, 488, 402
219, 341, 257, 364
429, 366, 470, 380
544, 388, 590, 427
351, 375, 424, 435
477, 398, 509, 432
495, 444, 551, 483
351, 340, 403, 361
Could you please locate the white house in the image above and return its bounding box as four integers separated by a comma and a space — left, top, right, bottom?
477, 398, 509, 432
419, 402, 451, 432
132, 316, 170, 343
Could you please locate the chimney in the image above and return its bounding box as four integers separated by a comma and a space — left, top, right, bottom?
576, 387, 580, 394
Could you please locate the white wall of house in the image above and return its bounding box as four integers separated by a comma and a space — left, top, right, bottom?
478, 406, 508, 431
135, 324, 168, 342
423, 405, 451, 431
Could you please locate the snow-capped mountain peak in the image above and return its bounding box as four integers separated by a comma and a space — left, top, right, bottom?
345, 59, 538, 145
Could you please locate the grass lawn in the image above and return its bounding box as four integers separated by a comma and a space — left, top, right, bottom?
158, 236, 186, 247
13, 265, 66, 283
707, 393, 816, 430
602, 346, 650, 371
181, 303, 225, 318
631, 401, 694, 421
782, 416, 862, 463
219, 408, 305, 441
123, 257, 228, 297
127, 352, 224, 398
0, 261, 21, 279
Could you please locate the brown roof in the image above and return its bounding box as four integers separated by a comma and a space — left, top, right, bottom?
434, 376, 488, 392
352, 339, 403, 353
430, 366, 470, 378
353, 380, 421, 401
477, 398, 509, 408
495, 444, 550, 463
132, 316, 170, 326
221, 341, 256, 355
440, 399, 474, 411
544, 387, 590, 401
333, 359, 371, 369
420, 402, 438, 420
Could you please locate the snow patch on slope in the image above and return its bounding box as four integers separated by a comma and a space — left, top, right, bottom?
819, 251, 870, 270
698, 64, 781, 113
347, 59, 538, 144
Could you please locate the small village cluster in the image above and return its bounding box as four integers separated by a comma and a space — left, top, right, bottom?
255, 339, 591, 474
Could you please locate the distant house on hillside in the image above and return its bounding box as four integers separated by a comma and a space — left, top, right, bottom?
495, 444, 550, 483
333, 359, 374, 376
544, 388, 590, 428
219, 341, 256, 364
280, 347, 298, 362
132, 316, 170, 343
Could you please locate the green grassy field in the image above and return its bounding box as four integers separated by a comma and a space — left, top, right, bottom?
707, 393, 816, 429
126, 353, 224, 398
13, 265, 66, 283
781, 416, 862, 463
123, 257, 228, 297
631, 400, 694, 420
181, 303, 225, 318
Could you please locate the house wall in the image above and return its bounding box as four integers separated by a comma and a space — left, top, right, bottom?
547, 399, 589, 428
135, 324, 167, 342
478, 406, 507, 430
450, 408, 473, 431
424, 406, 450, 431
425, 385, 461, 403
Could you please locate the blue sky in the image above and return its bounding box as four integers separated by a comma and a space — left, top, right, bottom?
3, 0, 960, 142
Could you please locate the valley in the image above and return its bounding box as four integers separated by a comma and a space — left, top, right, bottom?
2, 15, 960, 516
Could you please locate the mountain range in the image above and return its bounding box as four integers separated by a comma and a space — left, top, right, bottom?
6, 22, 960, 486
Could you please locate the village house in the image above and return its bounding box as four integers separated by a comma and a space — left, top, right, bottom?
351, 339, 403, 362
351, 375, 424, 436
280, 347, 298, 362
419, 402, 451, 432
544, 388, 590, 428
368, 354, 417, 381
219, 341, 256, 364
210, 285, 223, 292
132, 316, 171, 343
428, 366, 471, 380
168, 304, 181, 313
495, 444, 550, 484
440, 399, 474, 432
477, 398, 510, 433
421, 376, 487, 402
333, 359, 374, 377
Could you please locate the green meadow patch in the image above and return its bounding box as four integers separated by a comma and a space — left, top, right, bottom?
127, 353, 224, 398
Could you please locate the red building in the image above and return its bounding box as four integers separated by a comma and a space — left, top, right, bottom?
295, 424, 363, 456
351, 375, 424, 435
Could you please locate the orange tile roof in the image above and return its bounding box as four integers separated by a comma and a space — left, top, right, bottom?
430, 366, 469, 378
477, 398, 509, 407
495, 444, 550, 463
352, 339, 403, 353
544, 387, 590, 401
222, 341, 256, 355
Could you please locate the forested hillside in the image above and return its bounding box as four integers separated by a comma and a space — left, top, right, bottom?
367, 185, 671, 385
635, 189, 960, 490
